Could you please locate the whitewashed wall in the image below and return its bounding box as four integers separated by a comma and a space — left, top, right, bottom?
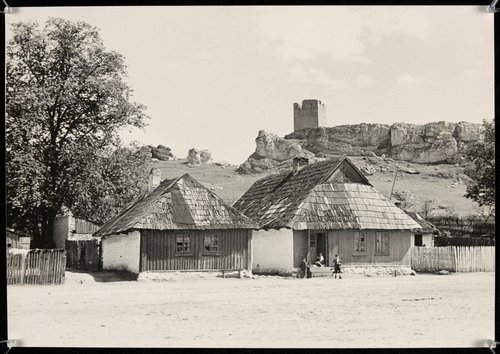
102, 231, 141, 273
422, 234, 434, 247
252, 228, 294, 272
53, 215, 69, 249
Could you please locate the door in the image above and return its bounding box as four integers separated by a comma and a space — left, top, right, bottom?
309, 234, 317, 262
328, 230, 339, 267
310, 231, 327, 265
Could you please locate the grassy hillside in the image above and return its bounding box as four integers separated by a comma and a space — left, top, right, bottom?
153, 158, 477, 216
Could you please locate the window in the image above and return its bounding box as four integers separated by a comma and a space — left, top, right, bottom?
353, 231, 366, 254
204, 234, 219, 253
414, 234, 423, 247
176, 234, 191, 254
310, 234, 317, 248
375, 232, 390, 255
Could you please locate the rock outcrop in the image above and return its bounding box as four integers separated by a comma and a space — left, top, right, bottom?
238, 121, 484, 174
237, 131, 316, 174
255, 130, 303, 161
150, 145, 174, 161
187, 148, 213, 165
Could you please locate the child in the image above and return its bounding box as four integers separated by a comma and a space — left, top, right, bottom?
332, 254, 342, 279
314, 252, 325, 267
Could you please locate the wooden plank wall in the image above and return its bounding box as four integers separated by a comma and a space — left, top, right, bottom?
328, 229, 412, 266
140, 229, 249, 271
65, 239, 101, 271
411, 246, 495, 272
74, 218, 101, 234
7, 249, 66, 285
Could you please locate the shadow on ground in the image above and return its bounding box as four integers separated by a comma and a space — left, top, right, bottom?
66, 269, 137, 282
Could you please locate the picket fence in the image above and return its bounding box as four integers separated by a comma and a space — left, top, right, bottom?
411, 246, 495, 272
7, 249, 66, 285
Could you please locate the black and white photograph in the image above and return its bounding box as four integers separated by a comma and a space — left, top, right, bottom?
5, 5, 495, 348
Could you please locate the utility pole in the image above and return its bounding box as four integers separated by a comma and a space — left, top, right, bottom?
389, 165, 399, 200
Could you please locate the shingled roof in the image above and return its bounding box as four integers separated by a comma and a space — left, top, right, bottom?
95, 174, 258, 238
233, 157, 421, 231
404, 210, 440, 235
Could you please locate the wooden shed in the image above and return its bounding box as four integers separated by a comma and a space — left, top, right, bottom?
233, 156, 422, 273
94, 173, 257, 274
6, 229, 32, 250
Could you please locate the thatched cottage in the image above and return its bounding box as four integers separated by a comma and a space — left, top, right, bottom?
233, 156, 421, 273
95, 172, 257, 274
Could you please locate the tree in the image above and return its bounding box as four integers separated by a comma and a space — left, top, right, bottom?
6, 18, 148, 246
463, 119, 495, 208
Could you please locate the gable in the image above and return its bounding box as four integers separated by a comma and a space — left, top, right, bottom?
326, 159, 371, 185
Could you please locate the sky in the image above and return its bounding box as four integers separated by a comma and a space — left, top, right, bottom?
6, 6, 494, 164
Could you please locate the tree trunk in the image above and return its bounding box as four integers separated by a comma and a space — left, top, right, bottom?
40, 207, 58, 248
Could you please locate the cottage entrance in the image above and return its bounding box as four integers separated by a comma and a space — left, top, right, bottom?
309, 231, 327, 265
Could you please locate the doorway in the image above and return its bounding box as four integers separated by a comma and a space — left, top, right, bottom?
310, 231, 326, 265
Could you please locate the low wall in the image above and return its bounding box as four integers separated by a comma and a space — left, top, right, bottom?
252, 228, 294, 273
102, 231, 140, 273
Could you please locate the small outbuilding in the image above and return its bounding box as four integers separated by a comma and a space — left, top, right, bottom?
94, 173, 257, 274
6, 228, 32, 250
233, 156, 422, 273
404, 210, 440, 247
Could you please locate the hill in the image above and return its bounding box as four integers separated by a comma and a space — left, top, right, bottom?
152, 158, 477, 216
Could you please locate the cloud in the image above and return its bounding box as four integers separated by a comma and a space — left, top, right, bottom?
397, 73, 424, 85
256, 7, 430, 62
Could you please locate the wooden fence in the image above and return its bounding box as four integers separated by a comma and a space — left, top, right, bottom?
434, 235, 495, 247
411, 246, 495, 273
65, 239, 101, 271
7, 249, 66, 285
427, 216, 495, 237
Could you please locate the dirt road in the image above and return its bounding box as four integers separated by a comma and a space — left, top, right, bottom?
7, 272, 494, 348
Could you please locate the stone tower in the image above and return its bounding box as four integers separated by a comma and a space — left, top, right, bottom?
293, 99, 326, 131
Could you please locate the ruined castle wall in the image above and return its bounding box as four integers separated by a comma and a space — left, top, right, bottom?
293, 100, 326, 131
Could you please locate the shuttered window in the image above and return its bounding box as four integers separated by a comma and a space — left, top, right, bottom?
375, 232, 390, 255
176, 234, 192, 255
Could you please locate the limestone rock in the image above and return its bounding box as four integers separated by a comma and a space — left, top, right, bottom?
453, 121, 484, 142
361, 165, 376, 176
255, 130, 302, 162
150, 145, 174, 161
236, 153, 280, 174
187, 148, 212, 165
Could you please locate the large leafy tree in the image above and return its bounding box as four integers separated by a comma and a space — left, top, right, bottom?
6, 18, 149, 246
464, 119, 495, 209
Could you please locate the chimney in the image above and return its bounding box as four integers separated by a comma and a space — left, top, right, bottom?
394, 201, 402, 208
292, 157, 309, 173
148, 168, 162, 191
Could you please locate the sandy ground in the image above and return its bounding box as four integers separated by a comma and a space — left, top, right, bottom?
7, 271, 494, 348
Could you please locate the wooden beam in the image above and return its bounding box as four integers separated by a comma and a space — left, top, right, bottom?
247, 230, 253, 271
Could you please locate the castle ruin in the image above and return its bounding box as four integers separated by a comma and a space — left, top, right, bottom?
293, 99, 326, 131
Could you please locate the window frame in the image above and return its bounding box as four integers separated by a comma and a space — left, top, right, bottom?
375, 231, 390, 255
353, 231, 367, 256
175, 233, 192, 256
203, 233, 220, 256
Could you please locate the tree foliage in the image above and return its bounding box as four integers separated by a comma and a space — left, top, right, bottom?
464, 119, 495, 208
6, 18, 149, 246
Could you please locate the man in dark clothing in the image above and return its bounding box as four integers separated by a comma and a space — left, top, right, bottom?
299, 257, 311, 279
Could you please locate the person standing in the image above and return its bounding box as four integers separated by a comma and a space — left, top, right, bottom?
332, 254, 342, 279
